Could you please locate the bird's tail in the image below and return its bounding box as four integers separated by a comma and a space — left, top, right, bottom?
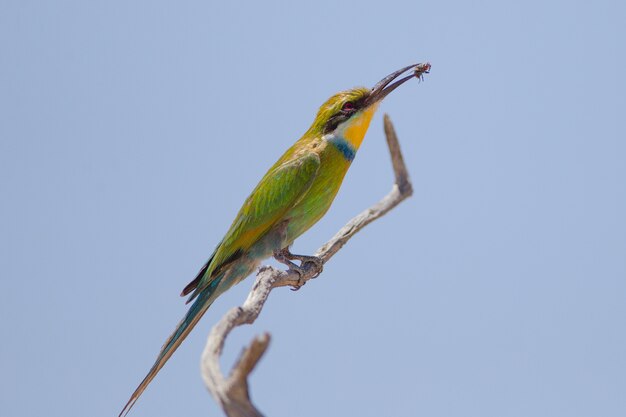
118, 277, 223, 417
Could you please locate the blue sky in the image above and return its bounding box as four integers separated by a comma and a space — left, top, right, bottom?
1, 1, 625, 416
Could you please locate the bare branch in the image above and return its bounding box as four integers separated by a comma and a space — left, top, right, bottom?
201, 114, 414, 417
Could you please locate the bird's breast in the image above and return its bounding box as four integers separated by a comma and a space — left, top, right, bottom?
283, 143, 353, 243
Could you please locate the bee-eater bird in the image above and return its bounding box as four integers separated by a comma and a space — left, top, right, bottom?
119, 63, 430, 416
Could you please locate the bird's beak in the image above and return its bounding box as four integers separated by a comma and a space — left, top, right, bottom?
364, 63, 431, 107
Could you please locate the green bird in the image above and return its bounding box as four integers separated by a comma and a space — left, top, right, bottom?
119, 63, 430, 416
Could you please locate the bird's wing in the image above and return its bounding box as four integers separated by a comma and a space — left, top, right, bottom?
184, 152, 320, 301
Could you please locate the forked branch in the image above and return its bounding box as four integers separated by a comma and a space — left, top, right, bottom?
201, 114, 414, 417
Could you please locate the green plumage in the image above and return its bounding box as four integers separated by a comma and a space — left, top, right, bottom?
120, 64, 425, 417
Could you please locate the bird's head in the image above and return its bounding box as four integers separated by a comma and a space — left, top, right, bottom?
308, 63, 430, 150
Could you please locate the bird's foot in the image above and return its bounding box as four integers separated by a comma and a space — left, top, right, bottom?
273, 248, 324, 290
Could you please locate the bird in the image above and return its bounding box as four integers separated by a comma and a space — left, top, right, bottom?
119, 63, 430, 416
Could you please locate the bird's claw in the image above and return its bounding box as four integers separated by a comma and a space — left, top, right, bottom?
300, 256, 323, 278
290, 271, 306, 291
273, 248, 324, 290
279, 261, 305, 291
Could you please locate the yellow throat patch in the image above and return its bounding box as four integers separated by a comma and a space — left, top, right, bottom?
341, 104, 379, 150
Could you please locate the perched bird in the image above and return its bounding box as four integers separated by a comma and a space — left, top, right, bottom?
119, 63, 430, 416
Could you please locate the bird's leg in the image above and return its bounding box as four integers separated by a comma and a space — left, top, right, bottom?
273, 247, 324, 290
273, 248, 302, 273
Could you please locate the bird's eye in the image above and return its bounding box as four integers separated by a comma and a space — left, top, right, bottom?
342, 102, 355, 112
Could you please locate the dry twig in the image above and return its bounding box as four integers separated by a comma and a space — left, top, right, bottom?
201, 114, 414, 417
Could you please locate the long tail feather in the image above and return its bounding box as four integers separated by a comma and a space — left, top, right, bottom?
118, 278, 222, 417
